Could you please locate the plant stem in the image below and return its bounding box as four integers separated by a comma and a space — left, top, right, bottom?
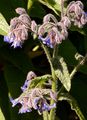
41, 44, 54, 120
41, 44, 57, 120
49, 46, 59, 120
49, 71, 57, 120
61, 0, 64, 17
58, 53, 87, 95
53, 45, 59, 58
41, 43, 54, 73
70, 54, 87, 79
43, 111, 49, 120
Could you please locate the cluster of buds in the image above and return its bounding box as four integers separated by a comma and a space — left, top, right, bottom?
38, 14, 71, 48
38, 1, 87, 48
4, 8, 37, 48
10, 71, 57, 114
66, 1, 87, 28
3, 1, 87, 48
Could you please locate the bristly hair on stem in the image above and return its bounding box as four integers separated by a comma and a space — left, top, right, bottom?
61, 0, 64, 17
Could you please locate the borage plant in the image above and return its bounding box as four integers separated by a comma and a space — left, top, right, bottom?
0, 0, 87, 120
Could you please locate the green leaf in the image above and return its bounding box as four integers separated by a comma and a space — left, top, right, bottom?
29, 74, 52, 88
58, 93, 86, 120
38, 0, 62, 15
0, 13, 9, 35
54, 56, 71, 91
0, 108, 5, 120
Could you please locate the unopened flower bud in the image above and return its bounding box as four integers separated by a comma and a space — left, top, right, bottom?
15, 7, 27, 15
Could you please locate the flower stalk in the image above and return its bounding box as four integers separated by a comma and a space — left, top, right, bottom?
41, 44, 58, 120
58, 53, 87, 96
4, 1, 87, 120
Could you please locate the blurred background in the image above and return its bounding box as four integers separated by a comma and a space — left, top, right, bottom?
0, 0, 87, 120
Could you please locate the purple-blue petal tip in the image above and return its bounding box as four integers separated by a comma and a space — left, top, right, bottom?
4, 36, 11, 43
11, 42, 22, 48
38, 35, 53, 48
4, 36, 22, 48
18, 107, 32, 114
42, 103, 56, 111
21, 80, 31, 92
33, 97, 41, 109
9, 97, 19, 107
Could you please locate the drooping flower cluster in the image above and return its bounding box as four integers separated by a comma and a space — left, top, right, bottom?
3, 1, 87, 48
38, 14, 71, 48
66, 1, 87, 28
10, 71, 57, 114
38, 1, 87, 48
10, 88, 56, 114
4, 8, 31, 48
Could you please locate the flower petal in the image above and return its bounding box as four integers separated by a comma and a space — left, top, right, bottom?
18, 106, 32, 114
10, 97, 19, 107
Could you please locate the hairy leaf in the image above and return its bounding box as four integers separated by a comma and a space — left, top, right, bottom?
54, 56, 71, 91
29, 74, 52, 88
38, 0, 62, 15
0, 13, 9, 35
0, 108, 5, 120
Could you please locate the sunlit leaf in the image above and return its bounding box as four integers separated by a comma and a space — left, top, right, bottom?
54, 56, 71, 91
29, 74, 52, 88
0, 108, 5, 120
0, 13, 9, 35
38, 0, 61, 15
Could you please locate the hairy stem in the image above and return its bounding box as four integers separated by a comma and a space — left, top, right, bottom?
41, 44, 57, 120
43, 111, 49, 120
58, 53, 87, 95
70, 54, 87, 79
41, 43, 54, 73
41, 44, 54, 120
61, 0, 64, 17
49, 47, 58, 120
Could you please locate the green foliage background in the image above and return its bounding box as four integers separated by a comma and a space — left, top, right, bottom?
0, 0, 87, 120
